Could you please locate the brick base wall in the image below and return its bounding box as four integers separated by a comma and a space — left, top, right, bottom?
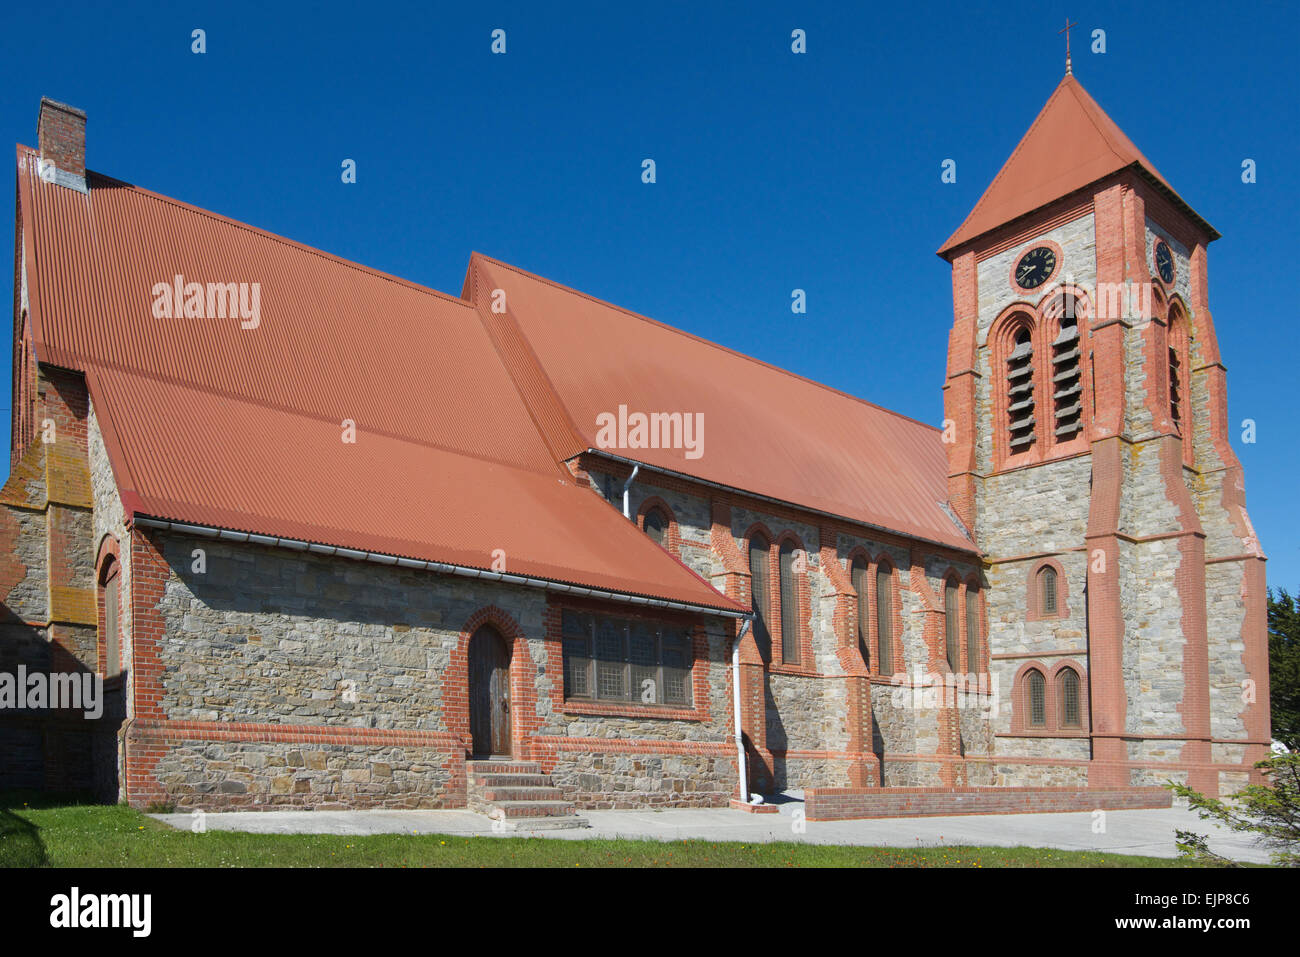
803, 785, 1173, 820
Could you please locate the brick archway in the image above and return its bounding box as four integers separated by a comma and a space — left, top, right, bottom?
448, 606, 535, 760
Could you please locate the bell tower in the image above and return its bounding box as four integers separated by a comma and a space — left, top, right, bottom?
939, 73, 1269, 795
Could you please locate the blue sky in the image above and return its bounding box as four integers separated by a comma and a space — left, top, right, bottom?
1, 0, 1295, 588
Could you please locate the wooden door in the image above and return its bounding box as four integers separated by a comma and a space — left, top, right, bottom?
469, 626, 511, 757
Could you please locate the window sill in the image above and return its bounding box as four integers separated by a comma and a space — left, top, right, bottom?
997, 729, 1090, 738
561, 699, 705, 722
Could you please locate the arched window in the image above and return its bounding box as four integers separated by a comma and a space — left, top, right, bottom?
1006, 326, 1036, 453
944, 578, 960, 671
1167, 303, 1191, 454
1050, 291, 1083, 442
1026, 669, 1047, 728
99, 555, 121, 678
876, 562, 894, 675
643, 507, 668, 547
748, 533, 772, 664
1058, 667, 1082, 729
778, 540, 800, 665
1040, 565, 1058, 616
851, 556, 870, 668
965, 582, 980, 671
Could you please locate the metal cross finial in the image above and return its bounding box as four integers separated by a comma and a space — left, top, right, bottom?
1059, 18, 1078, 75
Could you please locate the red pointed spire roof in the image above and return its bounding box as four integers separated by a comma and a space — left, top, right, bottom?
939, 74, 1217, 258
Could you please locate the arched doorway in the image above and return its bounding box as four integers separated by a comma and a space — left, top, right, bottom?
468, 625, 511, 757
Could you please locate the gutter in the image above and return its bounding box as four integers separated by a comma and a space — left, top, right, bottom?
733, 615, 754, 803
131, 515, 747, 620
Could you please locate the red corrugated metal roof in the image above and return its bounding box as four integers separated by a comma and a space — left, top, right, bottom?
16, 146, 742, 613
465, 255, 976, 553
938, 75, 1217, 257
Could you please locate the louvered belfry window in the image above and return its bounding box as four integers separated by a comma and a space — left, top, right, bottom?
851, 556, 870, 668
965, 584, 980, 671
749, 534, 772, 663
944, 580, 960, 671
876, 565, 894, 675
1051, 294, 1083, 441
1027, 670, 1047, 727
1168, 345, 1183, 433
779, 540, 800, 665
562, 609, 692, 707
1059, 667, 1081, 728
1041, 566, 1058, 615
1006, 327, 1036, 453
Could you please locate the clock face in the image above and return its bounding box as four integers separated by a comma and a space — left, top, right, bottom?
1015, 246, 1057, 290
1154, 240, 1175, 284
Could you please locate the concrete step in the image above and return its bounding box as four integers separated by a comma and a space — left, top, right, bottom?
481, 787, 567, 803
490, 800, 577, 819
466, 760, 543, 775
470, 773, 550, 788
494, 815, 591, 832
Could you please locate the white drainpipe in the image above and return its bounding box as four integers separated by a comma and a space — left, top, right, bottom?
733, 615, 754, 803
621, 464, 640, 518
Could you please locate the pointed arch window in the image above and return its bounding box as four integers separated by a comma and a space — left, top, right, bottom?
876, 563, 894, 675
851, 556, 870, 668
1040, 565, 1058, 616
1006, 326, 1036, 452
1058, 667, 1082, 729
779, 540, 800, 665
1026, 669, 1047, 728
748, 533, 772, 664
965, 582, 980, 671
99, 555, 121, 678
944, 579, 960, 671
643, 507, 668, 546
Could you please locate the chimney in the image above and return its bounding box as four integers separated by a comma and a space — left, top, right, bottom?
36, 97, 87, 192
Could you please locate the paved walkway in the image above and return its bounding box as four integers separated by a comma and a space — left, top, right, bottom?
151, 797, 1271, 863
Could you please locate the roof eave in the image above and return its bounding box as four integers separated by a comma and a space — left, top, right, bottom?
937, 161, 1219, 262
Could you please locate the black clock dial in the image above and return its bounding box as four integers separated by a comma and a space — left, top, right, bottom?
1015, 246, 1056, 290
1154, 240, 1175, 284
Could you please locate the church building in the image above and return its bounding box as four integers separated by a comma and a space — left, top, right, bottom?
0, 72, 1270, 820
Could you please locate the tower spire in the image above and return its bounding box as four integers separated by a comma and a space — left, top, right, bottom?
1059, 17, 1077, 75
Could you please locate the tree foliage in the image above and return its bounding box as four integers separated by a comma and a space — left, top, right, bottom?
1168, 753, 1300, 867
1270, 587, 1300, 749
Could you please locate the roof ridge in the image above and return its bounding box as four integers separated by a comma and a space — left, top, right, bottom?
470, 252, 945, 436
19, 144, 471, 311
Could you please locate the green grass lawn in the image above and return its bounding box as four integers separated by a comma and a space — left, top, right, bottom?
0, 791, 1211, 868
